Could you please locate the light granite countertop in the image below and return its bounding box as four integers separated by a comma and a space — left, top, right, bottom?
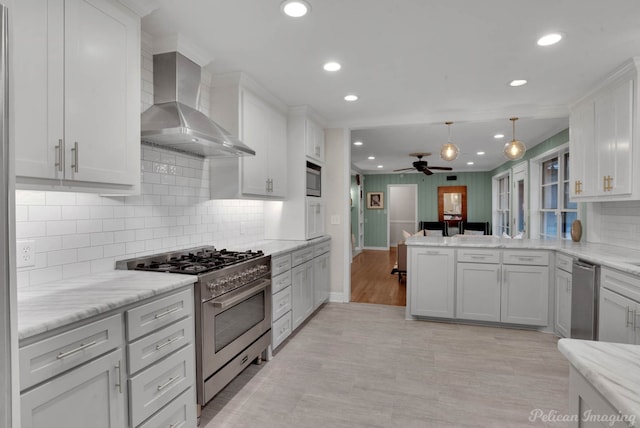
17, 236, 331, 342
404, 236, 640, 276
558, 338, 640, 425
18, 270, 196, 341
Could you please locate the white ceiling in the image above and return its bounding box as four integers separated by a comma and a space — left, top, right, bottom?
142, 0, 640, 173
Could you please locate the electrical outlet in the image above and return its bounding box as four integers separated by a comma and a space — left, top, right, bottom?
16, 240, 36, 268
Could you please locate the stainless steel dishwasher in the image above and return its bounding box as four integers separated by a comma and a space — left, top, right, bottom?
570, 259, 600, 340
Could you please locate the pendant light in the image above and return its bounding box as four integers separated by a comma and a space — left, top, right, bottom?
440, 121, 460, 162
504, 117, 526, 160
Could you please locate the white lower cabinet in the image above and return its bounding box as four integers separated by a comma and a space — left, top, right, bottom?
555, 267, 572, 338
313, 251, 330, 309
598, 267, 640, 344
409, 248, 455, 318
21, 348, 126, 428
292, 260, 314, 330
456, 262, 501, 322
501, 264, 549, 325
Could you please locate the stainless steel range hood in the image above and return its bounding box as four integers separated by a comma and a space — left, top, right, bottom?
141, 52, 255, 157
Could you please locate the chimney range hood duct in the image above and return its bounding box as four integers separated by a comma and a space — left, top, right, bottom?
141, 52, 255, 157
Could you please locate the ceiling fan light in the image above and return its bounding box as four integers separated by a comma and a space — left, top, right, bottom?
504, 139, 526, 160
440, 143, 459, 161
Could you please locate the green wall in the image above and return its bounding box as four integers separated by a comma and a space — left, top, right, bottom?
363, 171, 493, 247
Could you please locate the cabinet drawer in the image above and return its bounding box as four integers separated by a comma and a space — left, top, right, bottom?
129, 344, 195, 427
457, 249, 500, 264
601, 267, 640, 303
503, 250, 550, 266
271, 253, 292, 277
272, 312, 292, 350
272, 269, 292, 294
127, 316, 194, 375
556, 253, 573, 273
20, 314, 122, 390
126, 288, 193, 341
314, 241, 330, 256
292, 247, 314, 267
273, 286, 292, 321
137, 386, 196, 428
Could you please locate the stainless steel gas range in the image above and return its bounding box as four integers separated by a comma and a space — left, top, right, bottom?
116, 246, 272, 412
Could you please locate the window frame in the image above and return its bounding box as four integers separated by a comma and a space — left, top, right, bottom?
492, 170, 511, 236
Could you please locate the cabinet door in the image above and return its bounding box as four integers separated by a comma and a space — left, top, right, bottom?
501, 265, 549, 326
555, 268, 572, 338
291, 261, 314, 330
598, 287, 636, 344
268, 106, 288, 197
569, 100, 595, 199
14, 0, 64, 180
305, 119, 324, 162
409, 248, 455, 318
240, 90, 270, 196
21, 348, 126, 428
313, 252, 330, 309
456, 263, 501, 322
306, 200, 325, 239
64, 0, 139, 185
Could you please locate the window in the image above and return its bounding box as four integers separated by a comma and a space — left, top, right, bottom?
539, 150, 577, 239
495, 174, 510, 236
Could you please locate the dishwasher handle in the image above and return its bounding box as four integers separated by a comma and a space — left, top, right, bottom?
573, 259, 597, 270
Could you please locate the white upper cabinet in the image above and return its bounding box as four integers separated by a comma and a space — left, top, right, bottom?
569, 58, 639, 201
305, 118, 325, 163
14, 0, 141, 193
209, 73, 288, 199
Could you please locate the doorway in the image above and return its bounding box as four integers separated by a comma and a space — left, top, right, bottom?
512, 162, 528, 236
387, 184, 418, 247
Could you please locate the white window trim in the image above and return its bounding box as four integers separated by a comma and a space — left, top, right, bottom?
492, 169, 511, 236
529, 142, 572, 239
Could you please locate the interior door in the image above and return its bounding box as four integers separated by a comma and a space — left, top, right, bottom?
512, 162, 528, 237
388, 184, 417, 247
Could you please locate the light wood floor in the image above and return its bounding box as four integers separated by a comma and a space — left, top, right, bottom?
351, 248, 406, 306
201, 303, 570, 427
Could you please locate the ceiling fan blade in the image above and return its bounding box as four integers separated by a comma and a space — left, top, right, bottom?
422, 168, 433, 176
393, 167, 415, 172
427, 166, 453, 171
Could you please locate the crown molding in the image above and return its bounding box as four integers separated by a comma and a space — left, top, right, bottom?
152, 34, 214, 66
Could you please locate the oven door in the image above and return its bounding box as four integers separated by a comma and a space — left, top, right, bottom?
202, 278, 272, 378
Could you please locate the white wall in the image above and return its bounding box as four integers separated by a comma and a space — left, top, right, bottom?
324, 128, 351, 302
14, 33, 265, 288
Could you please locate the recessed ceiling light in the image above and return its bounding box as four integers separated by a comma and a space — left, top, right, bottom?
467, 161, 475, 165
537, 33, 564, 47
510, 79, 528, 87
494, 134, 505, 139
323, 61, 341, 72
353, 141, 363, 146
367, 156, 375, 160
344, 94, 359, 102
477, 151, 485, 156
280, 0, 311, 17
377, 165, 383, 168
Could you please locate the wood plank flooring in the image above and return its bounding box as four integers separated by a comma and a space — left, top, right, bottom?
201, 303, 570, 428
351, 248, 406, 306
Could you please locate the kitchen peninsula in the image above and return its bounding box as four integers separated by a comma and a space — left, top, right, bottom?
405, 235, 640, 329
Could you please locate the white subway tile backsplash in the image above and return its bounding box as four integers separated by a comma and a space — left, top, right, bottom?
48, 249, 78, 266
30, 266, 63, 286
46, 220, 76, 236
29, 206, 62, 221
90, 232, 114, 247
45, 192, 76, 206
61, 206, 92, 220
16, 190, 46, 206
77, 246, 104, 262
62, 262, 91, 280
77, 219, 102, 234
114, 230, 137, 243
62, 234, 91, 250
596, 201, 640, 250
103, 219, 125, 232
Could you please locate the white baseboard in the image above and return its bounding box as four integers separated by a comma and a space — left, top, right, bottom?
329, 292, 346, 303
363, 246, 388, 251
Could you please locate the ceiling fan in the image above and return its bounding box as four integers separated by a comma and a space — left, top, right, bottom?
393, 152, 453, 176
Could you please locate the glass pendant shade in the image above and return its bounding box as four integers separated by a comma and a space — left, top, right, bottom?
503, 117, 526, 160
440, 121, 460, 161
440, 143, 460, 161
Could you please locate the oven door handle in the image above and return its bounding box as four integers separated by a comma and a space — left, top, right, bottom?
210, 279, 270, 309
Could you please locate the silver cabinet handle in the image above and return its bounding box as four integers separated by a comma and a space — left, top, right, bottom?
115, 360, 122, 393
157, 376, 178, 391
155, 335, 181, 351
57, 340, 97, 359
634, 310, 640, 330
626, 307, 634, 328
55, 139, 64, 172
154, 306, 180, 319
71, 141, 79, 173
